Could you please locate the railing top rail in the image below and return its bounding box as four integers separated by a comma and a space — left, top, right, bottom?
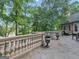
0, 32, 45, 42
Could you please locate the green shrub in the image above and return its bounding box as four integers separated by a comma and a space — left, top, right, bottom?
0, 52, 2, 56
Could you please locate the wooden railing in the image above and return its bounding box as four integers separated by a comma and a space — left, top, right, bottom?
0, 32, 44, 59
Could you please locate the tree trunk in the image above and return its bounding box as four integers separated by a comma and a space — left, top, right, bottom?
15, 9, 18, 36
5, 21, 8, 37
15, 21, 18, 36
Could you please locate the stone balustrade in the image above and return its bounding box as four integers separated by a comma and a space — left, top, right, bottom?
0, 32, 44, 59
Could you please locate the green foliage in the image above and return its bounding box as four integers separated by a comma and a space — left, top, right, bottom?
70, 1, 79, 14
0, 25, 7, 36
0, 52, 2, 56
31, 0, 71, 31
0, 0, 78, 37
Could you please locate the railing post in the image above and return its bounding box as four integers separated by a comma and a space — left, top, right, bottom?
41, 33, 45, 46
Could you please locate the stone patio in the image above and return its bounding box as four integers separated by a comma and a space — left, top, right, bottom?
16, 36, 79, 59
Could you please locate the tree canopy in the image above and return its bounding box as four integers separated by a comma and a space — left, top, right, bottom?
0, 0, 78, 37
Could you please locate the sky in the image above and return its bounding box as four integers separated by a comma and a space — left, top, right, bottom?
71, 0, 79, 2
36, 0, 79, 3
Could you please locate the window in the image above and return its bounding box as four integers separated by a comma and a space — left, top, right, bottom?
75, 24, 77, 31
69, 25, 71, 31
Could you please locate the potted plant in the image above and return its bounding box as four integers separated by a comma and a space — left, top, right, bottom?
0, 52, 2, 56
45, 35, 51, 47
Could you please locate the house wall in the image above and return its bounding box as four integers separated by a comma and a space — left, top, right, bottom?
72, 23, 79, 33
63, 24, 72, 34
62, 22, 79, 35
76, 23, 79, 32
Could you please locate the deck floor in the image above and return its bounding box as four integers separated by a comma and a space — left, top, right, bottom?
17, 36, 79, 59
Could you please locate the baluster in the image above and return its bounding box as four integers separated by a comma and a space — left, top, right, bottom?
21, 40, 23, 52
15, 40, 18, 54
25, 39, 27, 51
27, 37, 30, 51
0, 42, 5, 56
35, 35, 37, 48
32, 36, 34, 49
40, 35, 42, 45
10, 41, 13, 56
4, 40, 6, 56
9, 41, 11, 57
18, 40, 21, 53
11, 41, 13, 55
21, 39, 23, 53
31, 36, 33, 50
13, 41, 16, 55
24, 39, 26, 51
19, 40, 21, 53
17, 40, 19, 53
20, 40, 22, 53
30, 36, 32, 50
23, 39, 26, 51
36, 35, 38, 48
29, 37, 31, 50
33, 35, 35, 48
30, 37, 32, 50
26, 38, 28, 52
4, 41, 9, 56
23, 39, 24, 52
15, 41, 16, 53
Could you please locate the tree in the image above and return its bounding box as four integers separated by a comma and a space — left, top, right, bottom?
70, 1, 79, 14
40, 0, 70, 31
10, 0, 33, 35
0, 0, 11, 37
